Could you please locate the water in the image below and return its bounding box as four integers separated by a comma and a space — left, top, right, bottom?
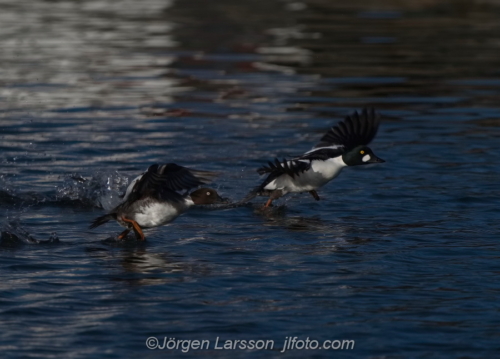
1, 0, 500, 357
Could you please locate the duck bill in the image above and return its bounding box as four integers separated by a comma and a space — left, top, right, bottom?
368, 154, 385, 163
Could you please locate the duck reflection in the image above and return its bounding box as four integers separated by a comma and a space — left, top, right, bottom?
250, 203, 347, 234
246, 202, 379, 252
86, 236, 212, 286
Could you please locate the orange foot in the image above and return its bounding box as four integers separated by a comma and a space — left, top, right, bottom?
263, 198, 274, 208
121, 217, 145, 241
117, 229, 130, 240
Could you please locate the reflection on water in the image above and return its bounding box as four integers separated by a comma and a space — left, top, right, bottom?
88, 245, 214, 286
1, 0, 500, 357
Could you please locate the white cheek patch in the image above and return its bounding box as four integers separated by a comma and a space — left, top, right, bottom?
362, 154, 371, 162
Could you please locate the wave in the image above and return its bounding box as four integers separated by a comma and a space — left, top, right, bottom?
0, 171, 131, 210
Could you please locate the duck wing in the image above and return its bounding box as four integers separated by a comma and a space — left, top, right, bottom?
314, 108, 380, 151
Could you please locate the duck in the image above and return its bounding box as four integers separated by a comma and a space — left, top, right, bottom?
242, 108, 385, 207
89, 163, 222, 240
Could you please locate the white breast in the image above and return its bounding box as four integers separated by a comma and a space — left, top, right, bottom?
131, 200, 191, 228
309, 157, 346, 180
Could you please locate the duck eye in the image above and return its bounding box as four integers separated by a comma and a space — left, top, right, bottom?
206, 191, 211, 196
360, 150, 365, 155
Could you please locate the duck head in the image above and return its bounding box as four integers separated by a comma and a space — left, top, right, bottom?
342, 145, 385, 166
190, 188, 224, 205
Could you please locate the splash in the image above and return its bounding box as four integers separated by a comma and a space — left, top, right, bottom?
0, 222, 59, 246
55, 171, 130, 210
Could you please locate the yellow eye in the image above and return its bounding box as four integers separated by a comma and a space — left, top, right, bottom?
360, 150, 365, 155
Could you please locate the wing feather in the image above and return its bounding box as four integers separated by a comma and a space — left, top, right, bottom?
314, 107, 380, 150
256, 158, 310, 191
127, 163, 216, 203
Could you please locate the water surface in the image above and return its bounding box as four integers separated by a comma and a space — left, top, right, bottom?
1, 0, 500, 358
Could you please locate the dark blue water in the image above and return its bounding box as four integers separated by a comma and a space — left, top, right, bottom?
2, 0, 500, 358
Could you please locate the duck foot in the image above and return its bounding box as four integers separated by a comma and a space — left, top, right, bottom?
117, 229, 131, 240
121, 217, 145, 241
264, 198, 274, 208
309, 190, 320, 201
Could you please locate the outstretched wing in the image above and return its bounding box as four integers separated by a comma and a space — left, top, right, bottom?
314, 108, 380, 150
256, 158, 310, 190
126, 163, 216, 203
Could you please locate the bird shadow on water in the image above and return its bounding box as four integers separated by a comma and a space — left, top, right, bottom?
245, 201, 336, 232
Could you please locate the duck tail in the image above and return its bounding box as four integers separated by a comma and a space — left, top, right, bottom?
89, 213, 117, 229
